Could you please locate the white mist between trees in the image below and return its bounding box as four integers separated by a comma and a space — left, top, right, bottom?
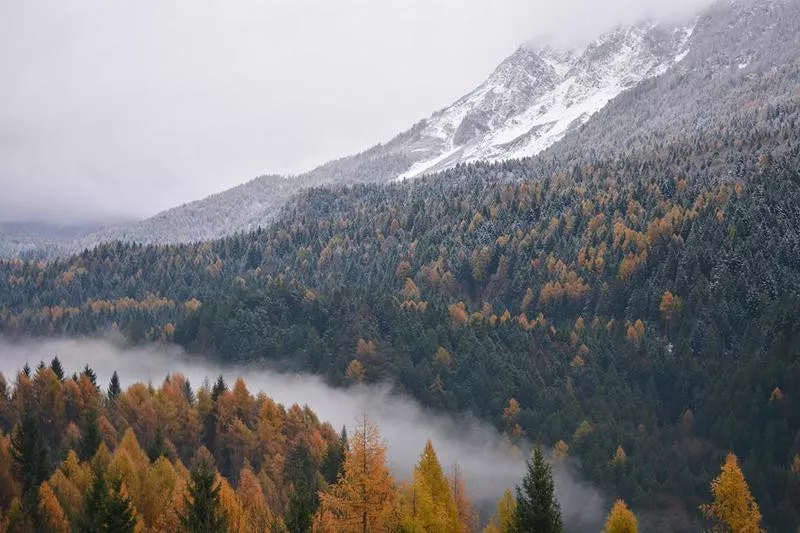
0, 336, 605, 529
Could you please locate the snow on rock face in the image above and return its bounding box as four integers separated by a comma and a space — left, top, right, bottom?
397, 21, 695, 180
6, 19, 701, 255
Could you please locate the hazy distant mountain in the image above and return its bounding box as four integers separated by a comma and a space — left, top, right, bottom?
5, 0, 798, 255
0, 221, 111, 260
62, 19, 694, 251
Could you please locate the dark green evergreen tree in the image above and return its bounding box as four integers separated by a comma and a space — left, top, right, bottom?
80, 408, 101, 461
320, 426, 347, 485
83, 365, 97, 386
180, 459, 227, 533
148, 425, 166, 462
514, 445, 563, 533
10, 406, 48, 494
183, 379, 196, 405
106, 478, 137, 533
50, 356, 65, 381
77, 471, 110, 533
22, 362, 31, 377
108, 370, 121, 399
284, 442, 322, 533
211, 375, 227, 401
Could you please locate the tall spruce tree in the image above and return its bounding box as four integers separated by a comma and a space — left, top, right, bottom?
513, 445, 563, 533
320, 427, 347, 485
49, 357, 64, 381
108, 370, 121, 399
77, 471, 110, 533
10, 406, 48, 495
285, 443, 322, 533
82, 365, 97, 387
106, 478, 137, 533
211, 375, 227, 401
80, 408, 101, 461
181, 459, 228, 532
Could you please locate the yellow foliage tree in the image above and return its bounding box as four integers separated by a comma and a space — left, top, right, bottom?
434, 347, 453, 369
314, 414, 396, 532
573, 420, 593, 441
552, 440, 569, 462
345, 360, 365, 384
495, 488, 517, 533
612, 446, 627, 465
700, 453, 763, 532
502, 399, 520, 429
398, 440, 460, 532
604, 499, 637, 533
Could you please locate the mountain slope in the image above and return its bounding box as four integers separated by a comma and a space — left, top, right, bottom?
547, 0, 800, 163
63, 18, 695, 251
395, 21, 694, 179
8, 0, 798, 254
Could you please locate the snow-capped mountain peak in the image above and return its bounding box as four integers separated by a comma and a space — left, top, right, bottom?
396, 20, 695, 179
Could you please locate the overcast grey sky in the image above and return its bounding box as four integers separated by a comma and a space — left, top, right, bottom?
0, 0, 711, 224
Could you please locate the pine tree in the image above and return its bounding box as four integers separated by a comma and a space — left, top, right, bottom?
285, 443, 322, 533
108, 371, 121, 399
77, 470, 110, 533
513, 445, 563, 533
180, 458, 228, 533
183, 379, 196, 405
106, 479, 137, 533
80, 408, 101, 461
148, 425, 166, 462
10, 406, 48, 495
700, 453, 763, 532
604, 499, 637, 533
49, 357, 64, 382
211, 375, 227, 402
321, 427, 347, 485
83, 365, 97, 387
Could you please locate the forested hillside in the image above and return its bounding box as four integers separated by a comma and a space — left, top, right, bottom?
1, 88, 798, 530
0, 361, 503, 531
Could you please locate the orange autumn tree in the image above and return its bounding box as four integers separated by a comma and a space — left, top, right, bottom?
700, 453, 763, 532
37, 481, 71, 533
452, 464, 479, 533
314, 414, 396, 532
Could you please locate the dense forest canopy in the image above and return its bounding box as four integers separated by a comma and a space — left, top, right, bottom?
1, 89, 799, 530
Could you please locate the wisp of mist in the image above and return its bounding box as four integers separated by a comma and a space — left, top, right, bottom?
0, 336, 605, 528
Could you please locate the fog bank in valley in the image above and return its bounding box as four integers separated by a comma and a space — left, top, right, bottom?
0, 336, 605, 528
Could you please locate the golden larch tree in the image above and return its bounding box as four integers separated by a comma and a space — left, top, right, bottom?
604, 499, 637, 533
700, 453, 763, 533
494, 488, 517, 533
398, 440, 460, 532
314, 414, 396, 532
